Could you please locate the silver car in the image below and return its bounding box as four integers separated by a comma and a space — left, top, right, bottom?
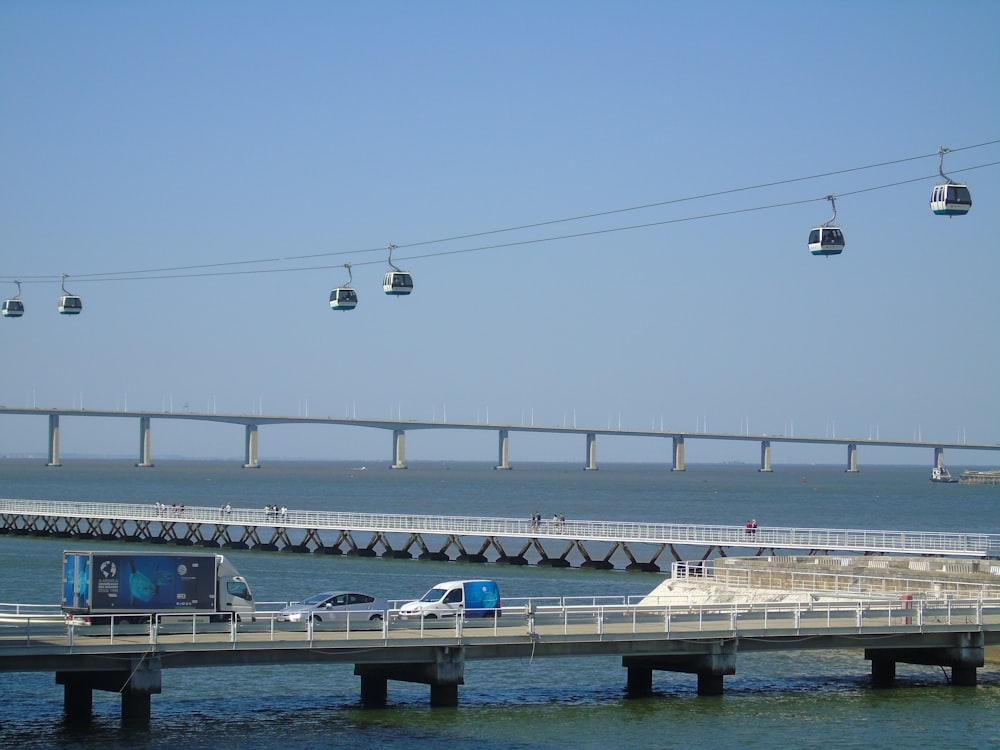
277, 591, 387, 624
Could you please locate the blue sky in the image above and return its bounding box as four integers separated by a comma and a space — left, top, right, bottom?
1, 1, 998, 466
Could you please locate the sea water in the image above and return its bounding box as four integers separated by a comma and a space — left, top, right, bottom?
0, 459, 997, 749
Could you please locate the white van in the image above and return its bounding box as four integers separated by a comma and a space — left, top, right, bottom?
398, 579, 501, 619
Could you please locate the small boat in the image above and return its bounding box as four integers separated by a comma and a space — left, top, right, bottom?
930, 466, 958, 483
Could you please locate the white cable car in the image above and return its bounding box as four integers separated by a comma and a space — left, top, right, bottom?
808, 195, 845, 257
58, 275, 82, 315
2, 281, 24, 318
930, 147, 972, 216
2, 298, 24, 318
330, 264, 358, 311
383, 244, 413, 296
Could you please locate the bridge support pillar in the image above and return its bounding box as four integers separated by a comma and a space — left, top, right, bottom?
866, 632, 984, 687
243, 424, 260, 468
57, 657, 162, 725
392, 429, 407, 469
355, 646, 464, 707
495, 429, 511, 470
672, 436, 685, 471
47, 414, 61, 467
846, 442, 859, 473
758, 439, 772, 472
934, 446, 945, 469
584, 432, 598, 470
623, 639, 736, 696
136, 416, 154, 468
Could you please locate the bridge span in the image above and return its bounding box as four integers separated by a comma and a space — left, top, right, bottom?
2, 499, 998, 570
1, 592, 997, 723
2, 407, 998, 472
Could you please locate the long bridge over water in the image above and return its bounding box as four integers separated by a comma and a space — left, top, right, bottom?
2, 499, 999, 570
2, 407, 998, 472
1, 586, 997, 723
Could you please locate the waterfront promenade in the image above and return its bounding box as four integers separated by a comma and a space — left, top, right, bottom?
2, 498, 998, 569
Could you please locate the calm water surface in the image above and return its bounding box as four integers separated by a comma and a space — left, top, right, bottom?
1, 459, 997, 749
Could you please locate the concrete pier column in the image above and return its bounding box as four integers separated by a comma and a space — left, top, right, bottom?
846, 442, 859, 473
243, 424, 260, 468
47, 414, 61, 467
59, 674, 93, 722
870, 656, 896, 688
136, 416, 154, 468
934, 446, 945, 469
697, 673, 725, 696
359, 673, 388, 707
495, 429, 511, 470
584, 432, 598, 471
626, 665, 654, 697
391, 429, 407, 469
672, 436, 685, 471
759, 439, 772, 472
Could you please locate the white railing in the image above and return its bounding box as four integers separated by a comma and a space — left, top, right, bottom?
2, 498, 997, 556
670, 561, 1000, 599
1, 597, 998, 652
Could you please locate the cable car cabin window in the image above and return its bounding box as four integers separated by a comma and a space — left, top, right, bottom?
822, 228, 844, 246
949, 186, 972, 205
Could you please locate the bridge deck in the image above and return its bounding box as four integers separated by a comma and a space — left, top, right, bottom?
1, 499, 998, 564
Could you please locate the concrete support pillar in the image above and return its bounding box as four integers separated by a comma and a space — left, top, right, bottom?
672, 436, 685, 471
866, 633, 983, 688
391, 429, 407, 469
60, 675, 93, 722
495, 429, 511, 470
623, 640, 736, 697
57, 658, 162, 725
584, 432, 598, 471
626, 665, 654, 697
870, 657, 896, 688
355, 646, 464, 707
697, 673, 725, 696
243, 424, 260, 468
846, 442, 858, 473
359, 673, 388, 707
47, 414, 61, 467
136, 416, 154, 468
934, 446, 945, 469
759, 439, 772, 472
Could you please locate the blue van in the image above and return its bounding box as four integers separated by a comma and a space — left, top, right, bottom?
399, 579, 501, 619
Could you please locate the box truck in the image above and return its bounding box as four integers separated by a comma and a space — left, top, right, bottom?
61, 550, 255, 623
398, 579, 501, 619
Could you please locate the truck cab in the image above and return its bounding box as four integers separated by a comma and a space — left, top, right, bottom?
399, 579, 501, 619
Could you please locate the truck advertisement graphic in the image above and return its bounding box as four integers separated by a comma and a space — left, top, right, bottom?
62, 552, 219, 613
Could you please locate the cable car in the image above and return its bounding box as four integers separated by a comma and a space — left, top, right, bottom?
3, 281, 24, 318
330, 264, 358, 311
808, 195, 845, 257
330, 287, 358, 311
383, 270, 413, 296
930, 147, 972, 216
57, 274, 82, 315
383, 244, 413, 296
930, 183, 972, 216
2, 298, 24, 318
58, 295, 83, 315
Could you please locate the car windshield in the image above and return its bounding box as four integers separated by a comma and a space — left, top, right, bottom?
419, 587, 448, 603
